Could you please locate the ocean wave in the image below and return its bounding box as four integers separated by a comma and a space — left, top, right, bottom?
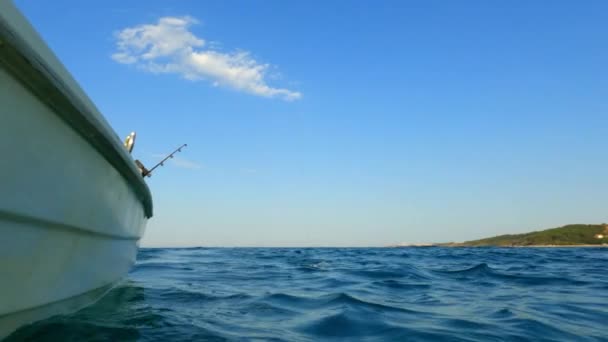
436, 262, 591, 287
8, 247, 608, 341
297, 311, 403, 338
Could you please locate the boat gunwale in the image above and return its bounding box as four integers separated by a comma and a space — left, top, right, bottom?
0, 11, 152, 218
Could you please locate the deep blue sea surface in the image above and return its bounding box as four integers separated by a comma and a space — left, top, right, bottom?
8, 247, 608, 341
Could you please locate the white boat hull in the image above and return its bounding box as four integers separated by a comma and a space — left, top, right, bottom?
0, 1, 152, 338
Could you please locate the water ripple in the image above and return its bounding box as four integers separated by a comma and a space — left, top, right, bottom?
7, 247, 608, 341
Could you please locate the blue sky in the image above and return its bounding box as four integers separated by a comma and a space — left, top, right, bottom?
15, 0, 608, 246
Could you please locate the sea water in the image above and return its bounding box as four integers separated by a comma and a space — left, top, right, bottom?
7, 247, 608, 341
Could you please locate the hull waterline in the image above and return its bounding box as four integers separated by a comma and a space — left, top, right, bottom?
0, 0, 153, 338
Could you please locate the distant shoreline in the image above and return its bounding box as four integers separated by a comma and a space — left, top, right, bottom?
431, 224, 608, 248
443, 244, 608, 248
389, 244, 608, 248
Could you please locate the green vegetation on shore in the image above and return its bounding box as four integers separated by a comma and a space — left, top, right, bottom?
452, 224, 608, 246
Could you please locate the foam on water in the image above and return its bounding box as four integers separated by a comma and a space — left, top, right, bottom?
7, 247, 608, 341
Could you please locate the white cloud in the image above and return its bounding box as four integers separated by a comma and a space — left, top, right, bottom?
171, 156, 203, 170
112, 16, 301, 101
151, 153, 203, 170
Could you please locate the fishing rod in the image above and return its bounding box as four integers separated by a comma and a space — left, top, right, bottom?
140, 144, 187, 177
